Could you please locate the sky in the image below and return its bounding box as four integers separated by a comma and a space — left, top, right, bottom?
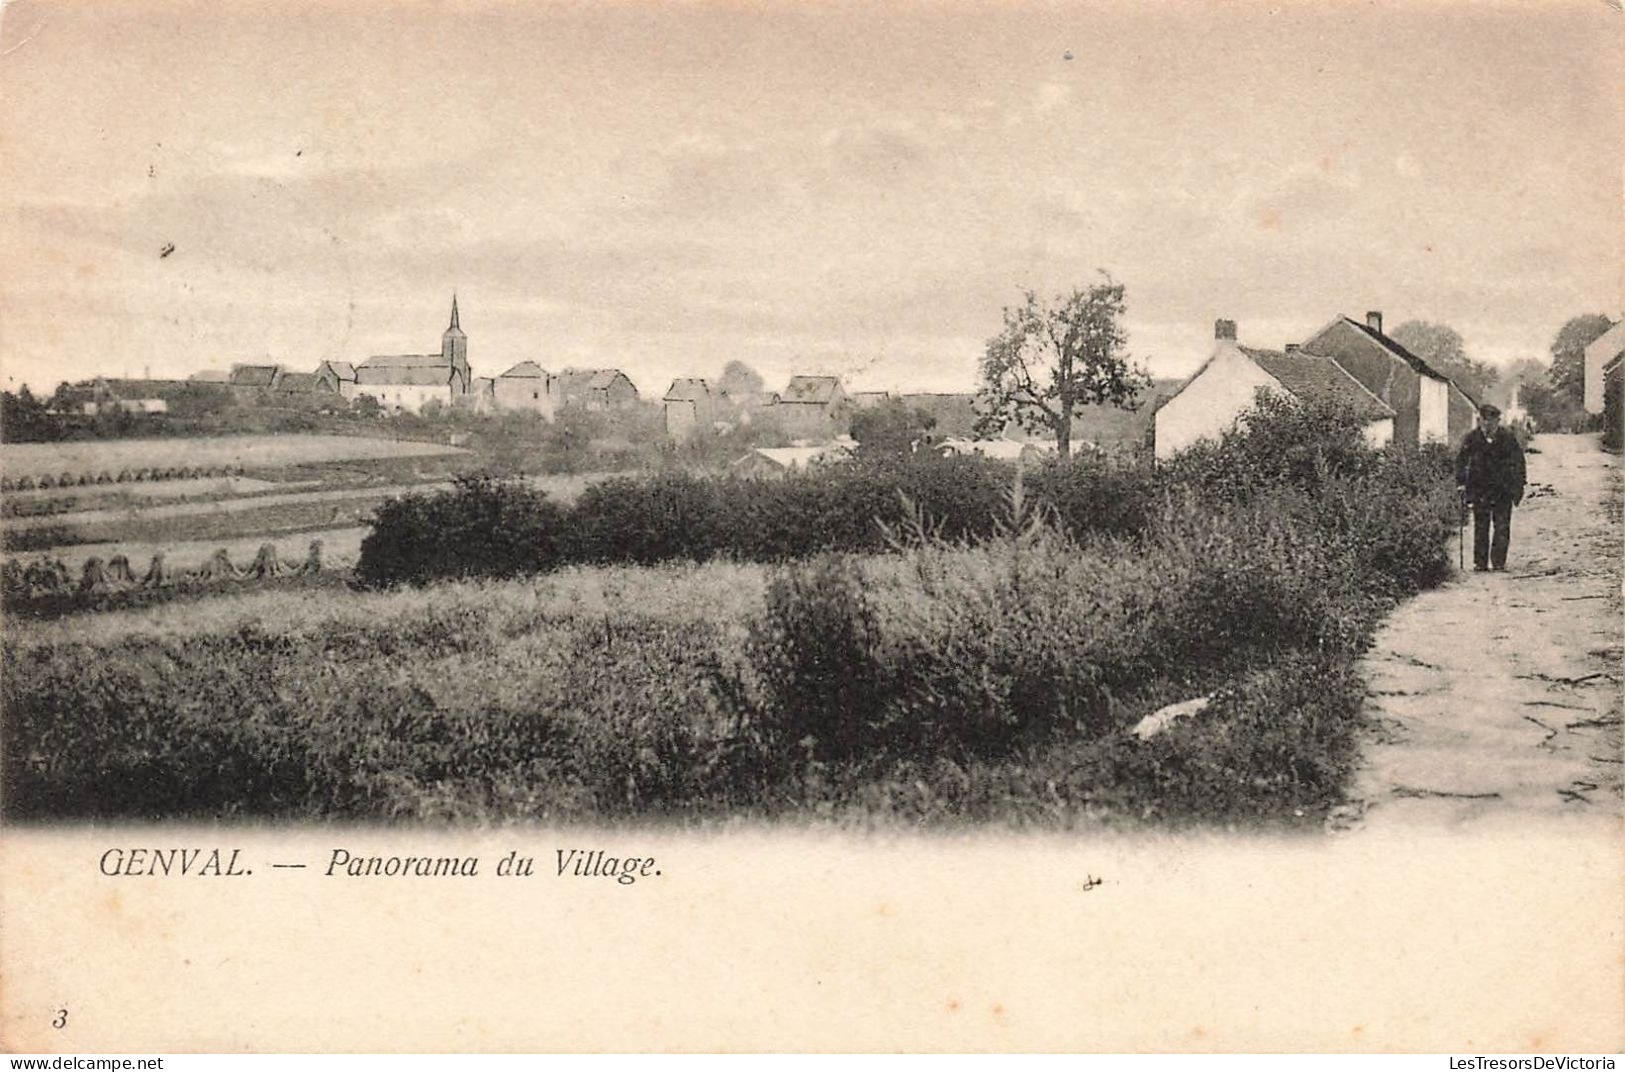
1, 0, 1620, 397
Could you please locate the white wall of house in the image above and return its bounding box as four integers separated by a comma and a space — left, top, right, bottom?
494, 377, 556, 418
1153, 345, 1279, 460
1417, 377, 1450, 445
1584, 320, 1625, 414
354, 384, 452, 413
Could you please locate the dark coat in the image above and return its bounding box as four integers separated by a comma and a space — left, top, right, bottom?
1456, 427, 1526, 506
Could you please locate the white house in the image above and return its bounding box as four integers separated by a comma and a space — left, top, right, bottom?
1153, 319, 1396, 460
1583, 318, 1624, 414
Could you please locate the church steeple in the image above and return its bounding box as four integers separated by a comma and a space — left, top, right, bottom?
442, 293, 468, 392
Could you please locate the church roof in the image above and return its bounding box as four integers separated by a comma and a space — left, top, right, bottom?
355, 365, 455, 387
361, 354, 449, 369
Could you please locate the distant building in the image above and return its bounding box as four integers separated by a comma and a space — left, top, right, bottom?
1153, 319, 1395, 460
556, 368, 639, 411
849, 391, 892, 410
1583, 318, 1624, 415
774, 375, 848, 440
1300, 311, 1475, 446
315, 361, 357, 396
189, 369, 231, 383
494, 361, 557, 417
351, 296, 472, 413
663, 378, 715, 440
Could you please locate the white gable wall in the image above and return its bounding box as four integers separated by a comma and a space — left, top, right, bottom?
1417, 377, 1450, 445
1153, 345, 1279, 460
1584, 320, 1625, 414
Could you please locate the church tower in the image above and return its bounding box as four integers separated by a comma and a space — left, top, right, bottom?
442, 294, 469, 393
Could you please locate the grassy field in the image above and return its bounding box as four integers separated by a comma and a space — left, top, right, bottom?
2, 434, 466, 481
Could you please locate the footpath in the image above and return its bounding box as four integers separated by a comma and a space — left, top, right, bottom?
1332, 432, 1622, 830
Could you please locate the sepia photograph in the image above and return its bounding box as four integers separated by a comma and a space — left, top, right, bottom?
0, 0, 1620, 1055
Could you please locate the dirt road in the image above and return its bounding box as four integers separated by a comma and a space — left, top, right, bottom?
1334, 433, 1622, 830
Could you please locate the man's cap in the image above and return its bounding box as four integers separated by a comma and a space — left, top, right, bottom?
1478, 403, 1502, 418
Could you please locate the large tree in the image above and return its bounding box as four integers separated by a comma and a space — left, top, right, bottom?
976, 275, 1149, 458
1389, 320, 1500, 401
850, 399, 936, 458
1548, 313, 1614, 401
717, 359, 765, 399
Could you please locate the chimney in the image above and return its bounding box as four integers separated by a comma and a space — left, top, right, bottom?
1365, 310, 1383, 335
1214, 318, 1237, 341
1284, 343, 1301, 354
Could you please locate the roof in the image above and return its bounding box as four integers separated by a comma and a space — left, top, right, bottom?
318, 360, 356, 380
850, 391, 891, 408
663, 378, 711, 402
557, 368, 628, 392
275, 372, 320, 392
1585, 319, 1625, 359
354, 365, 454, 387
733, 443, 853, 470
228, 365, 281, 387
1317, 317, 1449, 382
499, 361, 549, 379
1241, 346, 1396, 421
188, 369, 230, 383
361, 354, 449, 369
781, 375, 842, 404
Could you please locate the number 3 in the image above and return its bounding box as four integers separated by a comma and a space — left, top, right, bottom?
52, 1008, 67, 1029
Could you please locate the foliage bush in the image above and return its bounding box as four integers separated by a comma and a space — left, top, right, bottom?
356, 475, 564, 587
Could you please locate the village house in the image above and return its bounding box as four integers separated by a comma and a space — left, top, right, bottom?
351, 296, 472, 413
555, 368, 640, 411
227, 364, 283, 393
1583, 317, 1624, 415
1299, 311, 1476, 446
662, 378, 715, 440
493, 361, 557, 417
315, 360, 357, 396
774, 375, 849, 440
1153, 319, 1396, 461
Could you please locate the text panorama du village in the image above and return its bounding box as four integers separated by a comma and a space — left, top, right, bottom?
98, 847, 662, 884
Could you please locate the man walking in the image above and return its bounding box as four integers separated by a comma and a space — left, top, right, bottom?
1455, 403, 1526, 572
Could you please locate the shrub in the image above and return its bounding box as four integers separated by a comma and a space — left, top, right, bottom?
356, 475, 564, 587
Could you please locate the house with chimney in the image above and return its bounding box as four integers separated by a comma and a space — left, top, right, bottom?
1153, 319, 1396, 460
1300, 311, 1476, 446
351, 296, 472, 413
